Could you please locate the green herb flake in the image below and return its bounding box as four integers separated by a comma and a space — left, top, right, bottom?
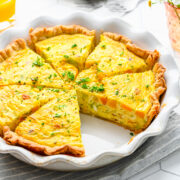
112, 82, 117, 85
67, 71, 75, 81
64, 55, 69, 59
32, 57, 44, 67
50, 132, 55, 136
15, 61, 18, 64
54, 113, 61, 118
120, 51, 124, 56
81, 83, 88, 89
118, 63, 122, 66
115, 90, 119, 95
37, 86, 43, 91
54, 73, 57, 77
146, 84, 150, 88
46, 47, 51, 51
80, 48, 82, 53
130, 132, 134, 136
71, 44, 77, 48
48, 74, 52, 79
101, 44, 106, 49
41, 122, 45, 126
76, 77, 90, 85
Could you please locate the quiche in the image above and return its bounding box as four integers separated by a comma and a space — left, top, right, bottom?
85, 32, 159, 80
76, 63, 166, 133
0, 25, 166, 157
28, 25, 95, 81
3, 89, 84, 156
0, 85, 64, 136
0, 39, 64, 88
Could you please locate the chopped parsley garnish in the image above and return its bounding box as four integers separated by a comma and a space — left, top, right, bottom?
115, 90, 119, 95
15, 61, 18, 64
71, 44, 77, 48
54, 73, 57, 77
54, 113, 61, 118
130, 132, 134, 136
46, 47, 51, 51
36, 86, 43, 90
80, 48, 82, 53
121, 95, 127, 98
67, 71, 75, 81
31, 77, 38, 84
146, 84, 150, 88
50, 89, 60, 93
112, 82, 117, 85
81, 83, 88, 89
58, 105, 66, 109
62, 71, 74, 81
118, 63, 122, 66
48, 74, 52, 79
101, 44, 106, 49
41, 122, 45, 126
76, 77, 90, 85
50, 132, 55, 136
120, 51, 124, 56
64, 55, 69, 59
89, 84, 104, 92
32, 57, 44, 67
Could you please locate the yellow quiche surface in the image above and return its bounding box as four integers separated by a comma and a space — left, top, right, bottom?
0, 40, 64, 88
76, 63, 166, 133
4, 89, 84, 156
0, 85, 63, 136
1, 25, 166, 157
85, 34, 158, 79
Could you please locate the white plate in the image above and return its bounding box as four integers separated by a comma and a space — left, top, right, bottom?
0, 12, 179, 171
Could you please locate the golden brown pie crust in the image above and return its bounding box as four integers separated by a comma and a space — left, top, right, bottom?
0, 39, 26, 63
3, 126, 85, 157
103, 32, 160, 69
134, 63, 166, 133
28, 24, 96, 49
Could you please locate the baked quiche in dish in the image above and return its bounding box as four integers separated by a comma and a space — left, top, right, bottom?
86, 32, 159, 80
4, 89, 84, 156
0, 24, 166, 156
0, 39, 64, 88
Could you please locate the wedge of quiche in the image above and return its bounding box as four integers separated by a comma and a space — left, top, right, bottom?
0, 85, 64, 136
3, 89, 84, 156
0, 39, 64, 88
76, 63, 166, 133
29, 25, 95, 82
85, 32, 159, 80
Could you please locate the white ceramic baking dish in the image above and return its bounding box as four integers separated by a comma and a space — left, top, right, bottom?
0, 12, 179, 171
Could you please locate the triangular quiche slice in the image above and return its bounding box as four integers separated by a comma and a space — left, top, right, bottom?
28, 25, 95, 82
0, 85, 64, 136
3, 89, 84, 156
0, 39, 64, 88
85, 32, 159, 80
76, 63, 166, 133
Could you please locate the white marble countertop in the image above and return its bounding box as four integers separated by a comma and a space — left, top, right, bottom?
4, 0, 180, 179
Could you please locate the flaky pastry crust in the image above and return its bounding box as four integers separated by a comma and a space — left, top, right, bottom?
0, 39, 26, 63
103, 32, 160, 69
28, 24, 95, 49
134, 63, 166, 133
3, 126, 85, 157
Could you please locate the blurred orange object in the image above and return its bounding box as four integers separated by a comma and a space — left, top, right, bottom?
165, 2, 180, 52
0, 0, 16, 32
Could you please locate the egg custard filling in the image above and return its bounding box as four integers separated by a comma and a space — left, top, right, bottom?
85, 33, 159, 80
76, 63, 166, 133
1, 25, 166, 156
0, 39, 64, 88
0, 85, 65, 136
4, 89, 84, 156
29, 25, 95, 83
